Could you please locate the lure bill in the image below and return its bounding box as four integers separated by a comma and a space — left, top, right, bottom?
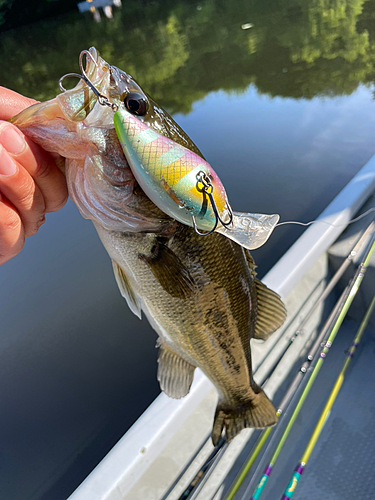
114, 107, 279, 250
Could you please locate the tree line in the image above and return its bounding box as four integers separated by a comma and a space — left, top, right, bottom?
1, 0, 375, 114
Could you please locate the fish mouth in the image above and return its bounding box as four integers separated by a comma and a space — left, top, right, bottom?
57, 47, 110, 105
80, 48, 145, 107
76, 48, 144, 116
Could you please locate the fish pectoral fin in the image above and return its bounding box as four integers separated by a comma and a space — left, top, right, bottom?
212, 390, 277, 445
157, 342, 196, 399
112, 260, 142, 319
139, 241, 198, 299
254, 278, 287, 340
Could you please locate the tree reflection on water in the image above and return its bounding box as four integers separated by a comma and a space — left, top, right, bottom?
1, 0, 375, 112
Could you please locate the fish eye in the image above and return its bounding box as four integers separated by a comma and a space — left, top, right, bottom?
123, 92, 149, 116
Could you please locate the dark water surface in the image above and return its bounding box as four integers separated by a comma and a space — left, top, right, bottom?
1, 1, 375, 499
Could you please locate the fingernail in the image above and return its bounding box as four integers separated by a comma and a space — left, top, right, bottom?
0, 124, 26, 156
0, 144, 18, 176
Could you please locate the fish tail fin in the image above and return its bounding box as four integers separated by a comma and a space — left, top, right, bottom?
212, 390, 277, 445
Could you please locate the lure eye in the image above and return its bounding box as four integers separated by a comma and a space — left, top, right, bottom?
123, 92, 149, 116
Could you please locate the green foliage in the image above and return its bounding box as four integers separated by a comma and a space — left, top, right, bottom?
0, 0, 77, 30
0, 0, 13, 24
1, 0, 375, 113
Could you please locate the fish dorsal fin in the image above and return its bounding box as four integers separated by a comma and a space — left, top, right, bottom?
157, 341, 196, 399
112, 260, 142, 319
216, 212, 279, 250
254, 279, 287, 341
139, 241, 197, 299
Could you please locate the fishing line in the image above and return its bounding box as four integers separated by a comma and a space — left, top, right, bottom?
275, 207, 375, 228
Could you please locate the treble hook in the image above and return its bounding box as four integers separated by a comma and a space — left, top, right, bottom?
58, 51, 118, 112
192, 171, 233, 237
79, 50, 99, 75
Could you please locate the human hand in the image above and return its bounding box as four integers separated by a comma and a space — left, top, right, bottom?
0, 86, 68, 265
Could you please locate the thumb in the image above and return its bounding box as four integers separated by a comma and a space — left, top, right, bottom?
0, 86, 37, 121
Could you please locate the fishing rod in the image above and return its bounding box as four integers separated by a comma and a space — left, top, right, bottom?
262, 220, 375, 383
178, 222, 375, 500
222, 222, 375, 500
177, 436, 228, 500
280, 292, 375, 500
245, 235, 375, 500
160, 433, 213, 500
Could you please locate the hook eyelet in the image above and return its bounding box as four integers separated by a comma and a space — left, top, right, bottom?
192, 172, 233, 237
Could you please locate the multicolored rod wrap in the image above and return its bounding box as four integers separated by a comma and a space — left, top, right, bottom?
114, 107, 229, 231
251, 464, 274, 500
249, 236, 375, 500
280, 464, 305, 500
280, 291, 375, 500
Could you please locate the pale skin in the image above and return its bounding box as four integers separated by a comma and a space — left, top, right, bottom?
0, 87, 68, 265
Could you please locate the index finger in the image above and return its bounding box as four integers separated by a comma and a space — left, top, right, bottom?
0, 86, 36, 121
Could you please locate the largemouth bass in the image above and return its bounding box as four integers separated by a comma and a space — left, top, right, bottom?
11, 48, 286, 445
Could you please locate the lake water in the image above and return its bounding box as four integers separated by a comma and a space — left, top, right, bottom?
1, 1, 375, 498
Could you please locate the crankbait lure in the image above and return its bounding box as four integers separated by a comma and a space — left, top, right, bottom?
58, 52, 279, 250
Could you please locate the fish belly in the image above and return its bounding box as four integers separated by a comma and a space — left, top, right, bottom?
95, 224, 253, 393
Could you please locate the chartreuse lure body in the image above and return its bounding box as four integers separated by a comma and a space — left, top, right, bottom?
114, 107, 279, 250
